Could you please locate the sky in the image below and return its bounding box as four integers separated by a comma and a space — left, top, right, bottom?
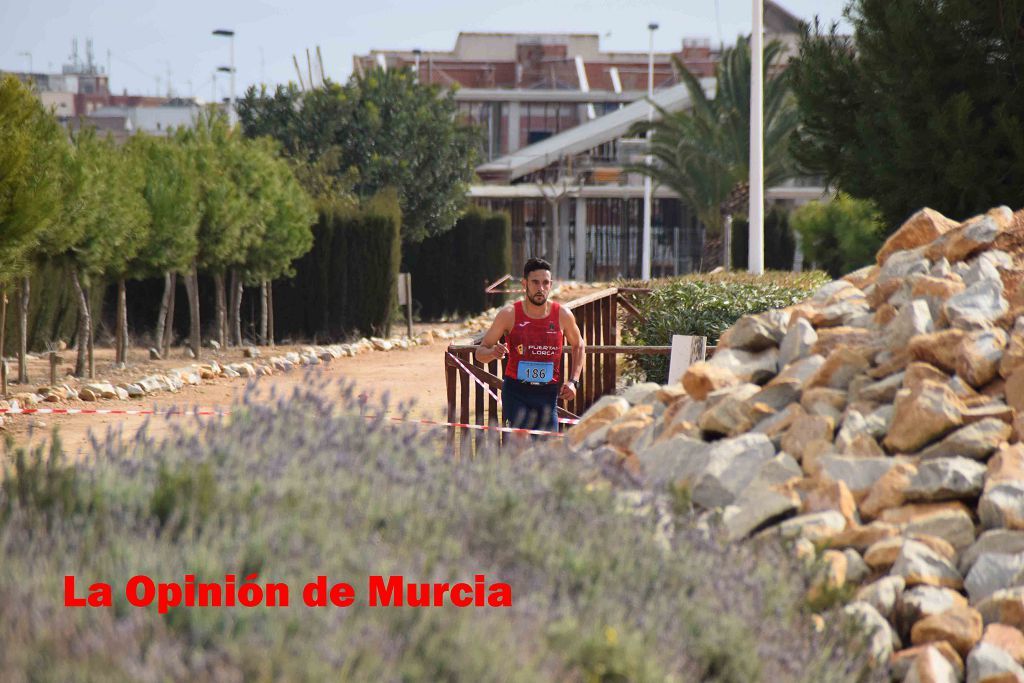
1, 0, 851, 102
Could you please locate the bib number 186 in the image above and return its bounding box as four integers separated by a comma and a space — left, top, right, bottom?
517, 361, 553, 383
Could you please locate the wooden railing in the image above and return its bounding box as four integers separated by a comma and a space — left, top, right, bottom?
444, 287, 673, 440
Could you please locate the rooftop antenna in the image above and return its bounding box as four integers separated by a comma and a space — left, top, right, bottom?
86, 38, 95, 71
166, 62, 172, 96
70, 38, 79, 69
292, 54, 307, 90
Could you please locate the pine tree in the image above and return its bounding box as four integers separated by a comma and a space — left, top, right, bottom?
790, 0, 1024, 228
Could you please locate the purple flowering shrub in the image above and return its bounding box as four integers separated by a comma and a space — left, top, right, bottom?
0, 374, 878, 682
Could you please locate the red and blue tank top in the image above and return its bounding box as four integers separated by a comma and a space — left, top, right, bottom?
504, 300, 563, 384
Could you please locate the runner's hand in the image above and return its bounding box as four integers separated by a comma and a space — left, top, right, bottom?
560, 382, 577, 401
492, 342, 508, 360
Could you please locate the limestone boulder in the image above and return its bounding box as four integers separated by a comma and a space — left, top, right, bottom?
720, 488, 799, 542
635, 435, 710, 488
778, 317, 817, 367
898, 586, 970, 634
689, 433, 777, 508
910, 329, 968, 374
980, 483, 1024, 531
896, 644, 963, 683
965, 553, 1024, 604
911, 605, 983, 657
965, 641, 1024, 683
904, 457, 988, 503
961, 531, 1024, 576
861, 462, 918, 520
806, 345, 873, 391
883, 381, 965, 454
919, 418, 1012, 461
878, 208, 958, 265
887, 300, 935, 349
957, 329, 1009, 389
944, 279, 1008, 330
720, 309, 789, 351
976, 587, 1024, 630
706, 347, 779, 384
842, 601, 898, 666
818, 455, 903, 501
855, 576, 906, 620
681, 362, 740, 400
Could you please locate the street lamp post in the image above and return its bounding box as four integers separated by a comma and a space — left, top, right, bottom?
641, 21, 658, 281
412, 48, 422, 83
212, 29, 235, 123
748, 0, 765, 274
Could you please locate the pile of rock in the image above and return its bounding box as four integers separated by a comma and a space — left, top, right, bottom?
568, 206, 1024, 680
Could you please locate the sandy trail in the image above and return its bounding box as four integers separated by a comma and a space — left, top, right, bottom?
5, 337, 457, 460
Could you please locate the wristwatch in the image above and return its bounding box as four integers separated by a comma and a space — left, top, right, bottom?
568, 378, 580, 389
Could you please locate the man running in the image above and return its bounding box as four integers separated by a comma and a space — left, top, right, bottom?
475, 258, 585, 432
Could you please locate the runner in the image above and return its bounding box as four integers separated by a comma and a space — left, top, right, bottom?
475, 258, 585, 432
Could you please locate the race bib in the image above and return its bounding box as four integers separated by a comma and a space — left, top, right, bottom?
517, 361, 554, 383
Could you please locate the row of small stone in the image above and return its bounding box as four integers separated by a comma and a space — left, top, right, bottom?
3, 324, 480, 412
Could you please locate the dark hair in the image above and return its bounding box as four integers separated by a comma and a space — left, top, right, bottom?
523, 258, 552, 278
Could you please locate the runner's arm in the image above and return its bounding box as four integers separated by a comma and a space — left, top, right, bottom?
475, 306, 514, 363
561, 307, 585, 384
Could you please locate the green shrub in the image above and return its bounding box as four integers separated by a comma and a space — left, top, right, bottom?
274, 188, 402, 339
0, 381, 875, 681
730, 207, 797, 271
621, 271, 831, 383
404, 206, 511, 320
791, 194, 885, 278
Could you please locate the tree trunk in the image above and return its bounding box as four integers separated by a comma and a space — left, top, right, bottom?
71, 268, 90, 377
722, 213, 733, 271
267, 281, 274, 347
163, 272, 177, 354
213, 272, 226, 349
1, 285, 8, 395
18, 275, 29, 383
155, 271, 171, 356
185, 264, 201, 361
230, 268, 243, 347
117, 278, 128, 366
259, 280, 268, 345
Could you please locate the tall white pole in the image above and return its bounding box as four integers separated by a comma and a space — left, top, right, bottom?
229, 33, 236, 125
748, 0, 765, 274
642, 22, 658, 280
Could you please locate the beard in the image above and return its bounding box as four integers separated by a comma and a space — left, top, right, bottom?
530, 291, 547, 304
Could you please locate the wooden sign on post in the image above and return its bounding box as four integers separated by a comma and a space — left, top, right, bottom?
667, 334, 707, 385
397, 273, 413, 339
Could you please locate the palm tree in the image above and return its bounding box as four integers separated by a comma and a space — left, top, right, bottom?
631, 36, 799, 269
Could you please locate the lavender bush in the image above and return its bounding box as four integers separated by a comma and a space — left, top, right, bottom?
0, 374, 879, 682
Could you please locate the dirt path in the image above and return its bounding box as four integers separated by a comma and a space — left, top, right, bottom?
5, 284, 609, 459
7, 338, 457, 459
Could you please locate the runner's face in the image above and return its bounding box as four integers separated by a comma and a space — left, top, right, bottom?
522, 270, 552, 305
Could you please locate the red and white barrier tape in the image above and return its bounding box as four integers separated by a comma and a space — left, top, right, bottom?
362, 414, 563, 437
1, 406, 562, 437
0, 407, 226, 417
445, 352, 579, 426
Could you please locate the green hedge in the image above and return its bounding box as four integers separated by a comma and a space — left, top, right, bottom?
730, 207, 797, 271
404, 207, 511, 320
622, 271, 832, 383
275, 190, 401, 340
